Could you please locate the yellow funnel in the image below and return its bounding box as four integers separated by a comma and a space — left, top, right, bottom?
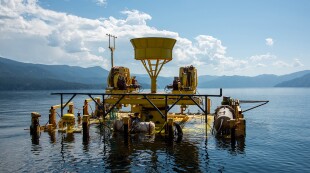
131, 37, 176, 93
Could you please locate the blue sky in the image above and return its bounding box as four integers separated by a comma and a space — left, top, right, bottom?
0, 0, 309, 76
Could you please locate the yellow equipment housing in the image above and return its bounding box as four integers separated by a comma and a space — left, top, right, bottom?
169, 65, 198, 94
179, 65, 197, 92
107, 66, 131, 90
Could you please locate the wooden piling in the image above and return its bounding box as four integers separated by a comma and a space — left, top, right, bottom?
49, 108, 57, 128
82, 115, 89, 143
31, 112, 41, 138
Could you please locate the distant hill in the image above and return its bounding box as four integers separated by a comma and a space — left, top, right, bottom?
0, 57, 108, 90
275, 73, 310, 87
0, 77, 101, 90
198, 70, 310, 88
0, 57, 109, 85
0, 57, 309, 90
134, 74, 173, 89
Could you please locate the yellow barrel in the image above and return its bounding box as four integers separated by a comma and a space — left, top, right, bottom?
62, 113, 75, 121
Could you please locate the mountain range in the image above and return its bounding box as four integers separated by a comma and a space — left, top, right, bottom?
0, 57, 309, 90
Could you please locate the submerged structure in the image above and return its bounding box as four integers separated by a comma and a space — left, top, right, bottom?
29, 37, 268, 144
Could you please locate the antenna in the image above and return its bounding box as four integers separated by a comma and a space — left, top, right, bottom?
106, 34, 117, 68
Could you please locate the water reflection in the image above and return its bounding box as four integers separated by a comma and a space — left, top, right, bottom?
63, 133, 75, 143
29, 124, 245, 172
48, 130, 56, 144
215, 136, 246, 154
31, 134, 40, 145
103, 132, 203, 172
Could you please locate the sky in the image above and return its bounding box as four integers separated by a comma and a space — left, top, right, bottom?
0, 0, 309, 77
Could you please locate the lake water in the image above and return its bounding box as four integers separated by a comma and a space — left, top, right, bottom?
0, 88, 309, 172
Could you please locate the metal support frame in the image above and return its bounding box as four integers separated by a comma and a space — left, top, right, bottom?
60, 94, 77, 117
103, 95, 125, 117
143, 95, 165, 119
166, 96, 184, 112
205, 96, 209, 123
239, 100, 269, 113
52, 88, 223, 121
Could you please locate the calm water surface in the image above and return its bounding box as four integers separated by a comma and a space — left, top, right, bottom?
0, 88, 309, 172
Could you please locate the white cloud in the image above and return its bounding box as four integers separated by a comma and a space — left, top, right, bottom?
98, 47, 105, 53
293, 58, 304, 67
96, 0, 107, 7
248, 54, 305, 69
265, 38, 274, 46
273, 60, 289, 67
0, 0, 305, 76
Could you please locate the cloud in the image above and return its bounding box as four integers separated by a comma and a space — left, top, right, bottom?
249, 53, 276, 62
95, 0, 107, 7
98, 47, 105, 53
273, 60, 289, 67
0, 0, 304, 76
293, 58, 304, 67
248, 54, 304, 69
265, 38, 274, 46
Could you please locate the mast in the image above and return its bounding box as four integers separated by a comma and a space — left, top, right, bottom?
106, 34, 117, 68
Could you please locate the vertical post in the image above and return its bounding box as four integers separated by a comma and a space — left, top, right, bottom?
165, 95, 168, 135
111, 49, 114, 68
150, 76, 157, 93
102, 94, 105, 119
49, 107, 57, 128
95, 97, 101, 117
106, 34, 117, 68
168, 118, 174, 140
77, 112, 81, 125
83, 100, 89, 115
82, 115, 89, 143
205, 96, 208, 123
30, 112, 41, 144
60, 94, 63, 117
230, 119, 236, 145
207, 97, 211, 114
68, 104, 74, 114
123, 116, 129, 138
165, 95, 168, 121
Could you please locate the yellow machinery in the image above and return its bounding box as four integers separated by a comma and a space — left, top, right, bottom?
29, 36, 269, 145
213, 97, 268, 138
106, 66, 141, 93
49, 102, 74, 128
213, 97, 245, 138
32, 36, 271, 144
166, 65, 198, 94
60, 113, 75, 133
103, 37, 203, 124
